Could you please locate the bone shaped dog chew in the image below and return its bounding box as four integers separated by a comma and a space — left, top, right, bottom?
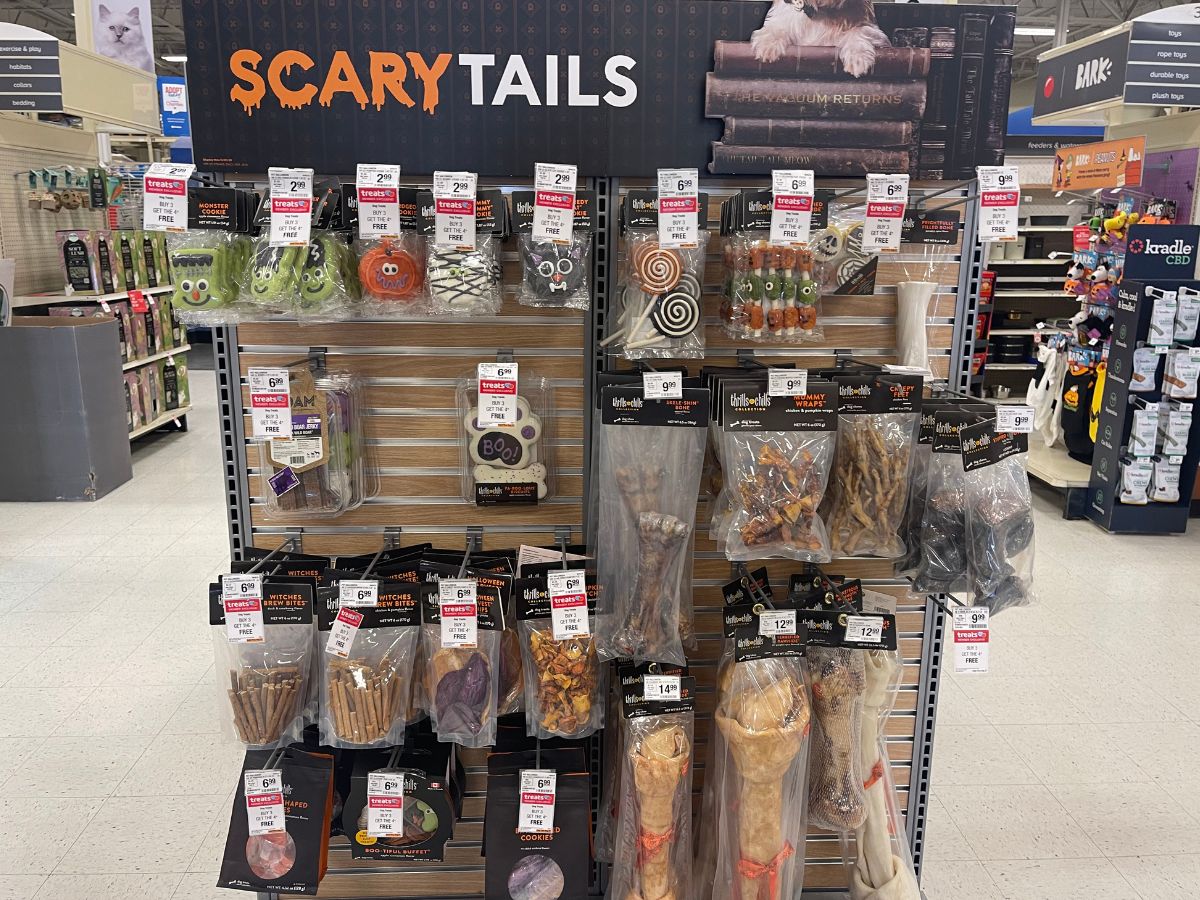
808, 646, 867, 831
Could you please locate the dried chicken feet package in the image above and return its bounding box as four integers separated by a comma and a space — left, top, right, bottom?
594, 384, 710, 665
720, 381, 838, 563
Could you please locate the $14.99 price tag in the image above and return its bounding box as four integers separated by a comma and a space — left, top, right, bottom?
356, 164, 401, 239
643, 370, 682, 400
548, 569, 589, 639
976, 166, 1020, 242
248, 366, 291, 438
533, 163, 577, 243
953, 606, 989, 674
643, 674, 681, 701
769, 169, 815, 246
324, 606, 365, 658
141, 162, 194, 232
244, 769, 285, 836
268, 167, 314, 247
439, 580, 478, 648
863, 173, 909, 252
657, 168, 699, 249
758, 609, 797, 637
845, 615, 884, 644
222, 573, 264, 643
768, 368, 808, 397
477, 362, 518, 426
518, 769, 557, 833
366, 771, 406, 837
433, 171, 477, 249
996, 404, 1035, 434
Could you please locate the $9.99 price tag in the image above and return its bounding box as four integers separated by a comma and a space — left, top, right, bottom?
439, 580, 478, 648
244, 769, 285, 836
643, 674, 681, 701
863, 173, 909, 252
996, 404, 1034, 434
518, 769, 557, 833
222, 573, 264, 643
657, 168, 699, 249
953, 606, 989, 674
976, 166, 1020, 242
268, 167, 314, 247
433, 171, 477, 249
366, 771, 406, 837
769, 169, 815, 246
643, 370, 682, 400
768, 368, 808, 397
533, 163, 577, 243
248, 366, 292, 439
477, 362, 518, 426
548, 569, 589, 639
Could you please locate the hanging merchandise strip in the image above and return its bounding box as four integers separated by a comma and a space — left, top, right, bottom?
220, 177, 973, 898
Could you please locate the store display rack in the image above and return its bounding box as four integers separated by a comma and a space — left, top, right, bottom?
129, 403, 191, 440
210, 178, 978, 899
123, 343, 191, 372
11, 283, 174, 309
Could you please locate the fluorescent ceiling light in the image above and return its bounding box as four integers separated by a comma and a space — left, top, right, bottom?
161, 54, 187, 62
1015, 26, 1057, 36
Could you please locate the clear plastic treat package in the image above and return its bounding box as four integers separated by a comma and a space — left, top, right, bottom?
356, 189, 429, 318
169, 230, 251, 325
418, 187, 507, 317
913, 409, 980, 594
510, 189, 597, 310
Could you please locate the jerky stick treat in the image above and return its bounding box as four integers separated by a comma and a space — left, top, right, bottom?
227, 666, 304, 746
326, 658, 406, 744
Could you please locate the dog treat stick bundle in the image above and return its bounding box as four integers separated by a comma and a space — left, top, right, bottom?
612, 667, 695, 900
227, 666, 303, 745
594, 384, 710, 666
720, 380, 838, 563
825, 374, 923, 558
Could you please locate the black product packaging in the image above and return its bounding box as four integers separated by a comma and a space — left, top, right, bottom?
483, 751, 592, 900
218, 747, 334, 895
342, 741, 458, 861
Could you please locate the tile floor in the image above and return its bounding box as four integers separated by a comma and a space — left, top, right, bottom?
1, 371, 1199, 899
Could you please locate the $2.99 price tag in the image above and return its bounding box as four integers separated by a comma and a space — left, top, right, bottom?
996, 404, 1034, 434
222, 574, 264, 643
356, 164, 401, 240
533, 163, 577, 243
643, 370, 682, 400
439, 580, 478, 648
844, 615, 884, 644
518, 769, 556, 833
863, 174, 909, 252
477, 362, 518, 426
244, 769, 285, 836
953, 606, 989, 674
643, 674, 681, 701
657, 168, 699, 249
248, 367, 292, 439
758, 609, 797, 637
433, 171, 477, 249
548, 569, 589, 639
141, 162, 194, 233
768, 368, 808, 397
769, 169, 815, 246
976, 166, 1020, 242
267, 167, 314, 247
366, 771, 406, 837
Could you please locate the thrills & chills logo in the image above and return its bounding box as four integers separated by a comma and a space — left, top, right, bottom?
228, 50, 638, 116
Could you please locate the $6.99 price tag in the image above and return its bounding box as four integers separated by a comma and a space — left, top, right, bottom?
477, 362, 518, 426
366, 771, 405, 837
953, 606, 989, 674
770, 169, 814, 246
996, 404, 1034, 434
863, 173, 909, 252
248, 366, 292, 439
222, 573, 264, 643
548, 569, 589, 639
439, 580, 478, 648
657, 168, 699, 249
244, 769, 285, 836
518, 769, 556, 833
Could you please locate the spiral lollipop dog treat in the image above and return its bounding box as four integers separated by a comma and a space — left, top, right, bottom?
635, 242, 684, 294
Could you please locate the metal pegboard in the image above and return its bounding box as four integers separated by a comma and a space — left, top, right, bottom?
950, 184, 984, 394
907, 595, 947, 877
216, 325, 253, 561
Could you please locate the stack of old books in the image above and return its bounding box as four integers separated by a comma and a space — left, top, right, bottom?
705, 41, 931, 176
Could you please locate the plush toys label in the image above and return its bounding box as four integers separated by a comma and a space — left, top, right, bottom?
770, 169, 814, 246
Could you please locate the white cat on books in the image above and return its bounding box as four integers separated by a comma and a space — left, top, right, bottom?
750, 0, 891, 78
94, 2, 155, 73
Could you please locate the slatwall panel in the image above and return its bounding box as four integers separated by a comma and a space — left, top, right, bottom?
0, 146, 107, 294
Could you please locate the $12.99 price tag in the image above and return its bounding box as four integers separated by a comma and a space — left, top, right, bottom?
758, 609, 797, 637
533, 163, 577, 243
366, 771, 406, 837
518, 769, 556, 833
976, 166, 1020, 242
222, 573, 264, 643
268, 167, 314, 247
356, 164, 401, 239
769, 169, 814, 246
548, 569, 589, 639
996, 404, 1034, 434
863, 173, 909, 252
244, 769, 285, 836
433, 171, 477, 249
657, 168, 699, 249
141, 162, 194, 232
953, 606, 989, 674
439, 580, 478, 648
844, 615, 884, 644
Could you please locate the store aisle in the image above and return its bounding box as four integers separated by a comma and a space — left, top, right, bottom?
0, 374, 1199, 900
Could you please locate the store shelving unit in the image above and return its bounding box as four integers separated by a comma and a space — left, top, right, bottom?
129, 403, 191, 440
123, 343, 190, 372
12, 283, 174, 309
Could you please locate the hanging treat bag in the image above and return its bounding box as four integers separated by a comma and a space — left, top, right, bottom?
512, 188, 596, 310
241, 234, 307, 316
209, 576, 315, 749
418, 187, 506, 317
169, 231, 251, 324
610, 666, 696, 900
1159, 402, 1192, 456
811, 206, 879, 298
421, 577, 503, 748
960, 418, 1035, 614
357, 188, 429, 317
825, 373, 923, 558
608, 190, 709, 360
218, 746, 334, 894
1119, 456, 1153, 505
1151, 456, 1182, 503
317, 572, 420, 748
898, 400, 951, 575
314, 369, 379, 512
1163, 347, 1200, 400
594, 383, 710, 665
294, 232, 360, 320
515, 571, 603, 740
913, 409, 981, 594
458, 365, 555, 506
720, 379, 838, 563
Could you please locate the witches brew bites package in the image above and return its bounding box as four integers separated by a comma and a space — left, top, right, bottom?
484, 752, 592, 900
218, 747, 334, 894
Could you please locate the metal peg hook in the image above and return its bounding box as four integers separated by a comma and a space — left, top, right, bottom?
245, 537, 299, 574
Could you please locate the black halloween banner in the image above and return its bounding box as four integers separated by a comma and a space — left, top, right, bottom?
181, 0, 1014, 178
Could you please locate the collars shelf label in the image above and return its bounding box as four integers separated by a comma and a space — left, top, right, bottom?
356, 163, 402, 239
533, 162, 577, 243
268, 167, 313, 247
770, 169, 814, 246
658, 168, 699, 248
433, 170, 477, 249
142, 162, 194, 232
863, 173, 908, 252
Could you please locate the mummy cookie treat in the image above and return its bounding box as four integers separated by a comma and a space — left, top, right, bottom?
428, 244, 502, 315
